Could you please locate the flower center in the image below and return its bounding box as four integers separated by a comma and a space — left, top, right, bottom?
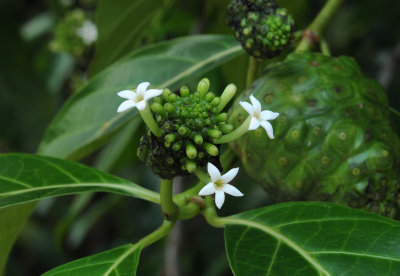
214, 179, 224, 190
135, 93, 144, 102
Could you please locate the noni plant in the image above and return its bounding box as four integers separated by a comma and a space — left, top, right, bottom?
2, 0, 400, 275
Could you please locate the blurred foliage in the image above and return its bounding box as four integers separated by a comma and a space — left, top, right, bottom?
1, 0, 400, 275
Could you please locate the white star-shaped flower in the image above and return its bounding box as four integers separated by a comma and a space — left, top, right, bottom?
199, 163, 243, 209
77, 20, 98, 45
117, 82, 163, 112
239, 95, 279, 139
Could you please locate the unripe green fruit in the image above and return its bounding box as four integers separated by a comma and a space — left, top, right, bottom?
229, 52, 400, 218
227, 0, 294, 59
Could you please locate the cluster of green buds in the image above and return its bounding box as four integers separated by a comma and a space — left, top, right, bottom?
116, 78, 279, 180
227, 0, 295, 59
50, 9, 97, 56
140, 80, 237, 179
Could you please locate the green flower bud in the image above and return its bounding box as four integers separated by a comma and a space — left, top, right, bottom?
178, 125, 188, 136
151, 102, 167, 117
185, 159, 197, 173
216, 113, 228, 122
203, 143, 219, 156
186, 142, 197, 159
207, 129, 222, 139
193, 134, 203, 145
197, 78, 210, 98
205, 92, 216, 103
219, 123, 234, 134
164, 103, 176, 114
211, 97, 221, 107
165, 133, 177, 143
180, 85, 190, 97
172, 141, 183, 151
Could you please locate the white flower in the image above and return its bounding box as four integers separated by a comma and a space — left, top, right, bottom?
239, 95, 279, 139
199, 163, 243, 209
77, 20, 98, 45
117, 82, 163, 112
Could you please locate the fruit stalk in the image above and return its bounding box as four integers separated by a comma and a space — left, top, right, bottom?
160, 178, 178, 220
296, 0, 345, 52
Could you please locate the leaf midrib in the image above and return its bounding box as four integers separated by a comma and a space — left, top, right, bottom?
0, 182, 160, 205
223, 217, 332, 276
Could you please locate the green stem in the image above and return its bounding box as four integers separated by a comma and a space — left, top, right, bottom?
296, 0, 345, 52
139, 104, 163, 137
160, 179, 178, 220
138, 220, 175, 247
214, 116, 251, 144
320, 38, 331, 56
246, 56, 260, 87
220, 147, 237, 171
201, 197, 226, 228
194, 168, 210, 183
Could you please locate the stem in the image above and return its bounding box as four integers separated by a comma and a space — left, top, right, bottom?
138, 220, 175, 248
194, 168, 210, 183
220, 147, 237, 171
246, 56, 260, 87
139, 104, 163, 137
320, 38, 331, 56
160, 179, 178, 220
214, 116, 251, 144
201, 197, 226, 228
296, 0, 345, 52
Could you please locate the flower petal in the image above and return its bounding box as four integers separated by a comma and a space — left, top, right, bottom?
222, 184, 244, 197
215, 190, 225, 209
117, 90, 135, 100
136, 82, 150, 93
260, 110, 279, 121
136, 100, 147, 110
117, 100, 136, 113
260, 121, 274, 139
207, 162, 221, 183
250, 95, 261, 114
199, 183, 216, 196
221, 167, 239, 184
248, 117, 260, 130
239, 101, 254, 116
144, 89, 163, 100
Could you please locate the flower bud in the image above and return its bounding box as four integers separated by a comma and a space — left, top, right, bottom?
165, 133, 176, 143
186, 142, 197, 159
193, 134, 203, 145
207, 129, 222, 139
172, 141, 183, 151
219, 123, 234, 134
164, 103, 176, 114
217, 83, 237, 113
203, 143, 219, 156
205, 92, 215, 103
185, 159, 197, 173
211, 97, 221, 107
151, 102, 167, 117
197, 78, 210, 98
180, 85, 190, 97
216, 113, 228, 122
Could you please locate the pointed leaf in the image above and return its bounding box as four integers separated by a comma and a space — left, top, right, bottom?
224, 202, 400, 276
90, 0, 164, 75
0, 153, 159, 208
42, 244, 142, 276
38, 35, 242, 160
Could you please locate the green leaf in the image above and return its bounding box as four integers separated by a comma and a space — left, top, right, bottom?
42, 243, 142, 276
90, 0, 164, 75
38, 35, 242, 160
0, 153, 159, 208
224, 202, 400, 276
0, 202, 35, 276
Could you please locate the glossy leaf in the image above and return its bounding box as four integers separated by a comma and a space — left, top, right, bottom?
38, 35, 242, 160
42, 244, 142, 276
0, 153, 159, 208
90, 0, 164, 75
224, 202, 400, 276
0, 202, 35, 275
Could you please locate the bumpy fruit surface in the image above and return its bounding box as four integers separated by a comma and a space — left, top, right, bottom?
227, 0, 294, 59
229, 52, 400, 218
138, 79, 234, 179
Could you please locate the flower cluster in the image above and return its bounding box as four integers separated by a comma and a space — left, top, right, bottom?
116, 80, 279, 208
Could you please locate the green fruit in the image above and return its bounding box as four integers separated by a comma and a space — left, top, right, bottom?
227, 0, 294, 59
229, 52, 400, 218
